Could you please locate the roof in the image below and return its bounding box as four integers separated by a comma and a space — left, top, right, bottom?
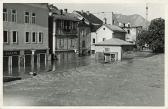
48, 5, 79, 21
53, 13, 79, 21
75, 11, 103, 32
103, 24, 126, 33
95, 38, 134, 46
75, 11, 103, 25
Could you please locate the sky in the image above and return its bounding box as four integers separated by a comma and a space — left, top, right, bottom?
54, 3, 165, 21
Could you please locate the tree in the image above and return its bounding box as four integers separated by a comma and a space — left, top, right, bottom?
136, 18, 165, 53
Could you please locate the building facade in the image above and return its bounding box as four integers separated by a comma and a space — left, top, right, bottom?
73, 10, 103, 54
78, 20, 91, 56
95, 38, 134, 62
121, 25, 143, 44
49, 6, 79, 60
3, 3, 49, 76
91, 24, 126, 54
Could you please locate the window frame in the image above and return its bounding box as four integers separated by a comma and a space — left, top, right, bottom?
31, 12, 36, 24
25, 32, 30, 43
24, 11, 30, 23
103, 38, 106, 41
92, 38, 95, 44
38, 32, 43, 43
3, 30, 8, 44
12, 31, 18, 44
3, 8, 8, 22
32, 32, 37, 43
11, 9, 17, 22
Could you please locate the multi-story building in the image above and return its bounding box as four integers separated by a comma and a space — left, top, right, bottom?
3, 3, 49, 76
73, 10, 103, 54
78, 19, 91, 56
119, 23, 142, 44
48, 6, 79, 60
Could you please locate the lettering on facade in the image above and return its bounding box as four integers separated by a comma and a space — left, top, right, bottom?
4, 51, 20, 56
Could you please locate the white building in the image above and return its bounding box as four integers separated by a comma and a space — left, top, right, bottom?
95, 38, 134, 62
91, 24, 126, 53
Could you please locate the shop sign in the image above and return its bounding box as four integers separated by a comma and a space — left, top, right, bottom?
24, 50, 32, 54
4, 51, 20, 56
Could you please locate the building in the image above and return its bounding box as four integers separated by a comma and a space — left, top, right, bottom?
73, 10, 103, 54
48, 6, 79, 60
91, 24, 126, 54
119, 23, 142, 44
95, 38, 134, 62
78, 19, 91, 56
3, 3, 49, 76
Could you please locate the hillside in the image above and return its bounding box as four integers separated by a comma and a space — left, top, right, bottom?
114, 13, 150, 28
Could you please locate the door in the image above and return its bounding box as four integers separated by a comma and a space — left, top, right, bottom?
12, 56, 19, 76
3, 56, 9, 76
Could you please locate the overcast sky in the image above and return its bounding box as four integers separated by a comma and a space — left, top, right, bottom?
55, 3, 165, 21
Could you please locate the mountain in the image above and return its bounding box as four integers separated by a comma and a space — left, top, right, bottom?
114, 13, 150, 28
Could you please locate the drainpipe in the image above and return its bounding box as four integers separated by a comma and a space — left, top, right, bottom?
52, 20, 56, 59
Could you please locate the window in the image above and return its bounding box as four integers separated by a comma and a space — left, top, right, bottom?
105, 48, 110, 52
32, 13, 36, 24
127, 30, 130, 34
3, 8, 8, 21
38, 32, 43, 43
93, 38, 95, 43
3, 31, 8, 43
103, 38, 106, 41
81, 30, 84, 36
12, 31, 18, 43
82, 41, 85, 48
11, 9, 17, 22
24, 12, 29, 23
25, 32, 30, 43
32, 32, 36, 43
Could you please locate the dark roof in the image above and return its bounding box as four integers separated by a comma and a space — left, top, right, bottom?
75, 11, 103, 25
95, 38, 134, 46
104, 24, 126, 33
78, 20, 90, 27
53, 13, 79, 21
75, 11, 103, 32
48, 5, 79, 21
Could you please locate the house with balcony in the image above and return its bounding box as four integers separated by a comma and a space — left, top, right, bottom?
48, 5, 79, 60
73, 10, 103, 54
3, 3, 49, 77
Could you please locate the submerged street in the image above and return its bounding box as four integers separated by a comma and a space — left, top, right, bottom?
3, 54, 164, 106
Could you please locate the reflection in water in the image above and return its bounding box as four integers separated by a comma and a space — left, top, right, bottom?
3, 52, 97, 79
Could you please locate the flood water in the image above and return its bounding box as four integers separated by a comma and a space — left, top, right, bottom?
3, 52, 97, 79
3, 51, 154, 80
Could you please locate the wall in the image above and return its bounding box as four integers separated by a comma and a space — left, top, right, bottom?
96, 25, 113, 42
113, 32, 126, 40
78, 26, 91, 55
3, 3, 49, 51
123, 27, 137, 43
95, 45, 122, 60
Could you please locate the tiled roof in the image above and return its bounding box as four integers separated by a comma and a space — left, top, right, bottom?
75, 11, 103, 32
48, 5, 79, 21
75, 11, 103, 25
104, 24, 126, 33
95, 38, 134, 46
53, 13, 79, 21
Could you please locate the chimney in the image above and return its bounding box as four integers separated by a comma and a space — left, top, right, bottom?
123, 23, 126, 27
103, 17, 107, 24
60, 9, 63, 15
81, 10, 84, 14
86, 11, 90, 15
64, 9, 68, 13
